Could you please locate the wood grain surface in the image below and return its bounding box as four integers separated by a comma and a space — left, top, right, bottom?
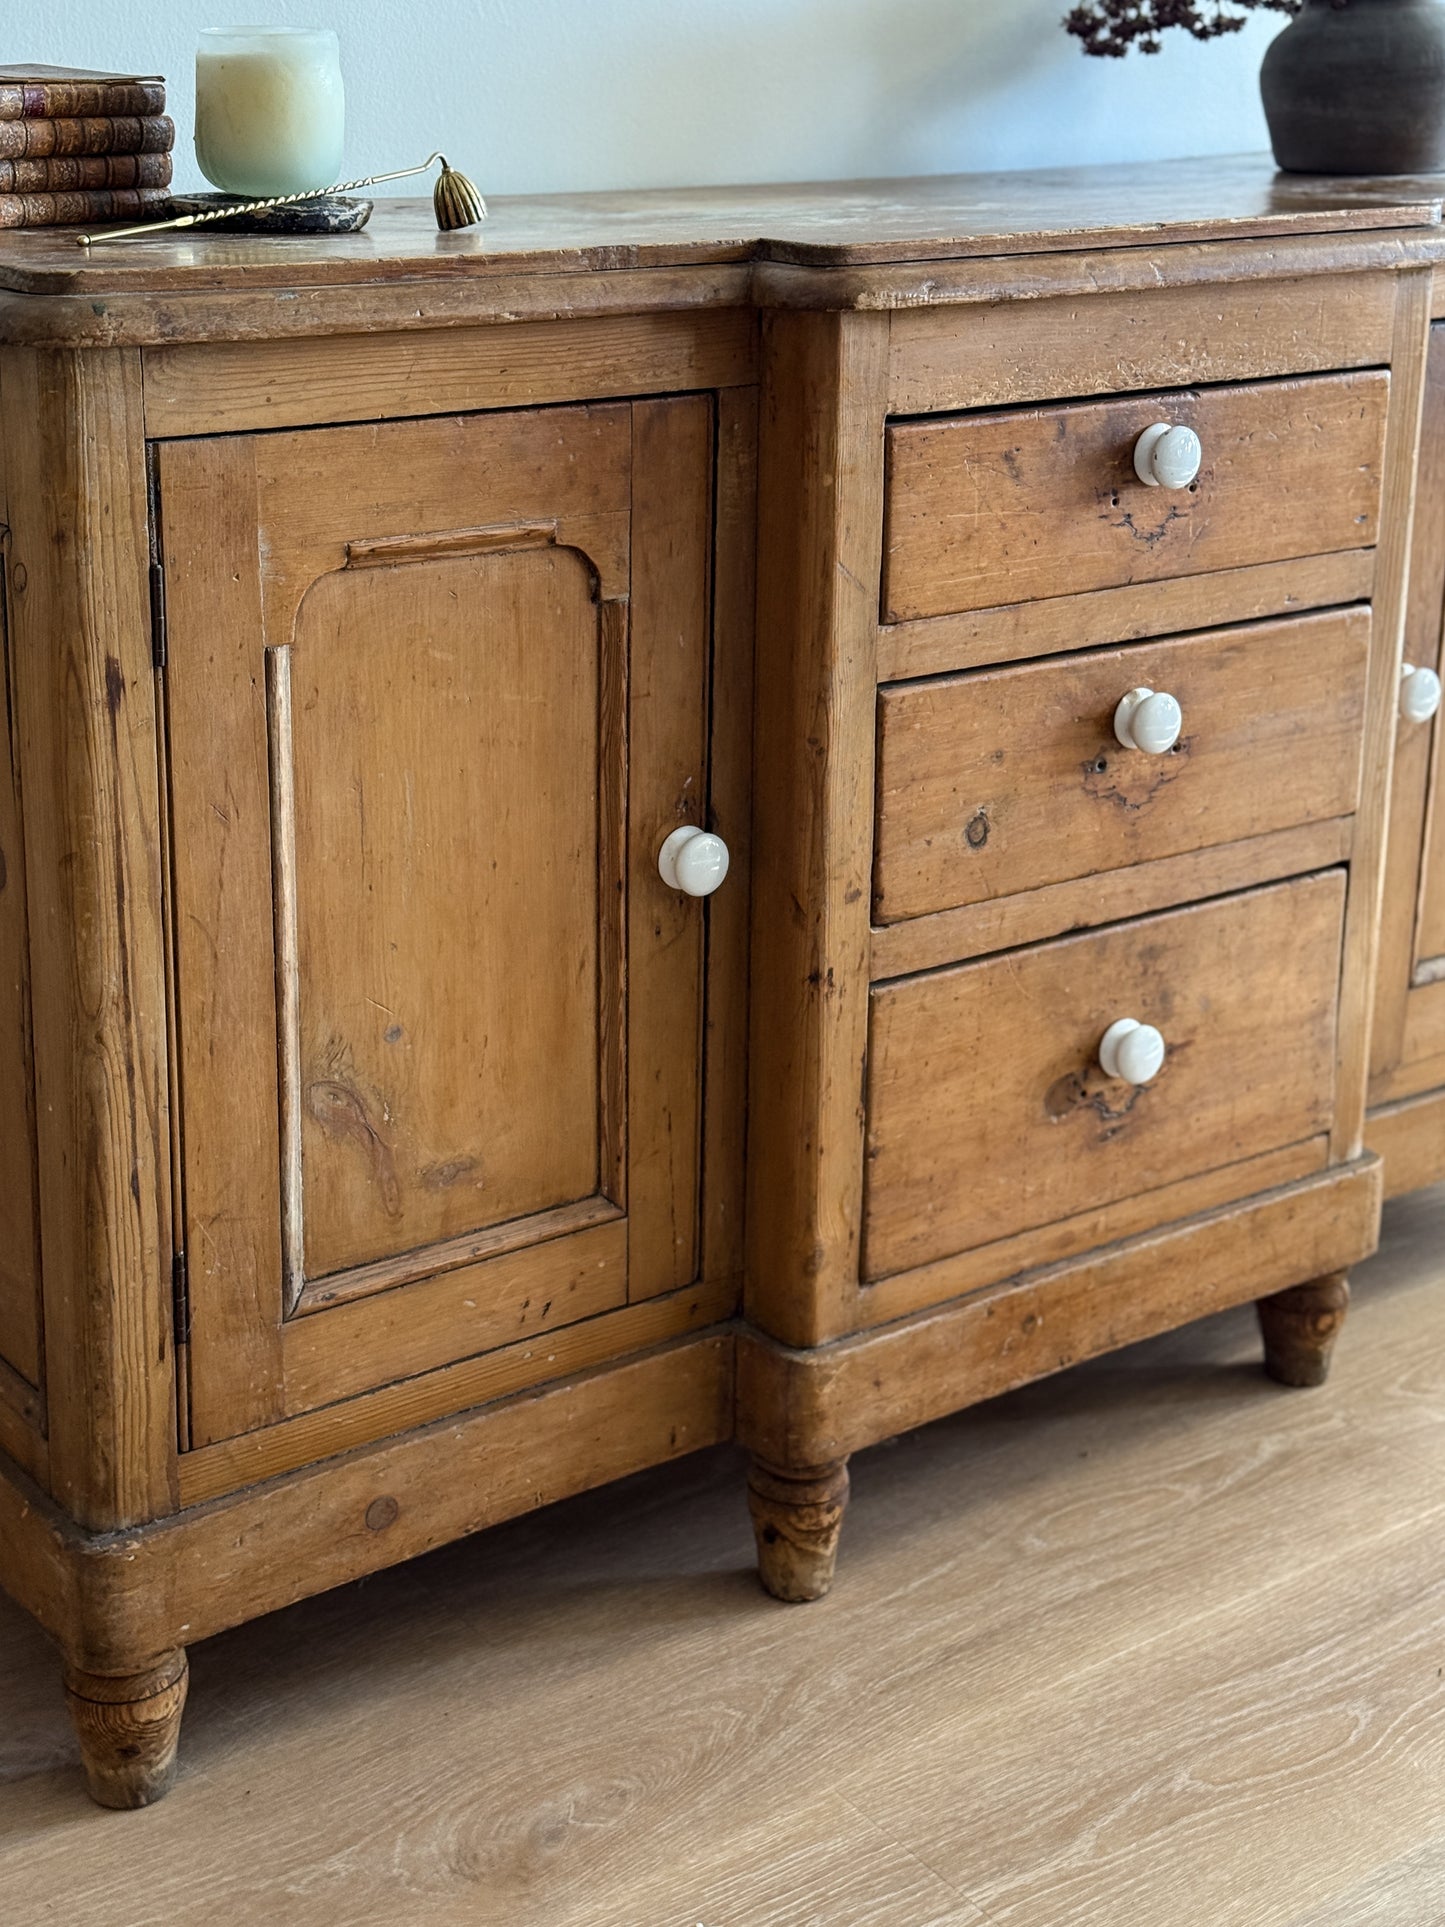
161, 396, 723, 1449
864, 876, 1344, 1281
0, 510, 41, 1394
0, 155, 1435, 299
873, 608, 1369, 924
3, 1183, 1443, 1924
1, 347, 175, 1531
883, 371, 1389, 624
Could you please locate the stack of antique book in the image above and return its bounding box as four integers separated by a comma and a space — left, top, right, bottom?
0, 64, 172, 230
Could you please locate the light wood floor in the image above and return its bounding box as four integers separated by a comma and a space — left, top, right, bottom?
5, 1187, 1445, 1925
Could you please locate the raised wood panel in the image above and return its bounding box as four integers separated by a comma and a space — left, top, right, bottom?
287, 547, 609, 1282
887, 273, 1396, 415
882, 371, 1389, 624
0, 556, 42, 1393
249, 407, 634, 626
874, 609, 1369, 925
864, 875, 1345, 1282
163, 398, 718, 1449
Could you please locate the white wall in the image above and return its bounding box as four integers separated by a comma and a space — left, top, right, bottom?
39, 0, 1283, 197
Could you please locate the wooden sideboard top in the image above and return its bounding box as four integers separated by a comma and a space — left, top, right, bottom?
2, 153, 1442, 346
3, 154, 1441, 291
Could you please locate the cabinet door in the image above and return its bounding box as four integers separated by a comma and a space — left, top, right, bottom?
160, 399, 724, 1449
1373, 324, 1445, 1112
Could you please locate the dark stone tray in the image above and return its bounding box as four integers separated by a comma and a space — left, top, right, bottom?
168, 193, 374, 235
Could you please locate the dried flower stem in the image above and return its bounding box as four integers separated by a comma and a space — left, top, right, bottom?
1064, 0, 1302, 57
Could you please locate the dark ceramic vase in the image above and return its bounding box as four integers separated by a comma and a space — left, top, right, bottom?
1262, 0, 1445, 173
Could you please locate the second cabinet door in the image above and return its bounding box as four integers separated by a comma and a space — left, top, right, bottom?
1374, 323, 1445, 1115
160, 398, 725, 1449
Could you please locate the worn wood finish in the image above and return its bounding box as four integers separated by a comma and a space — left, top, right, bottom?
1369, 1088, 1445, 1194
874, 609, 1368, 925
627, 397, 712, 1300
142, 310, 757, 437
883, 371, 1389, 624
745, 309, 888, 1348
865, 876, 1344, 1282
0, 1332, 735, 1677
860, 1138, 1331, 1332
63, 1651, 188, 1810
289, 546, 607, 1279
876, 549, 1377, 684
871, 818, 1355, 983
1372, 323, 1445, 1119
1384, 978, 1445, 1104
739, 1157, 1382, 1474
1, 158, 1433, 301
0, 163, 1433, 1802
1331, 270, 1435, 1161
747, 1457, 850, 1604
755, 231, 1445, 321
161, 398, 719, 1447
178, 1276, 735, 1505
0, 513, 42, 1396
156, 431, 283, 1442
1257, 1273, 1351, 1388
887, 272, 1396, 415
0, 347, 174, 1531
701, 388, 758, 1298
4, 237, 1442, 357
1415, 743, 1445, 971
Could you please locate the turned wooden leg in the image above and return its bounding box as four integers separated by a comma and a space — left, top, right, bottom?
1257, 1272, 1351, 1389
747, 1457, 850, 1603
63, 1650, 189, 1809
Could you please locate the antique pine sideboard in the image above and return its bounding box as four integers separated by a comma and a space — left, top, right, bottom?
2, 156, 1445, 1807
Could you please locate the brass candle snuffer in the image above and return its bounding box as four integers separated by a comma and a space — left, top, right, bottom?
76, 150, 486, 246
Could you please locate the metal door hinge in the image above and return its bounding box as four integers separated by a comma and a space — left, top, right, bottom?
171, 1249, 190, 1347
149, 557, 168, 670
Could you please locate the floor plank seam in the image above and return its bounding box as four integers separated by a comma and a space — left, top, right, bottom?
833, 1785, 1000, 1923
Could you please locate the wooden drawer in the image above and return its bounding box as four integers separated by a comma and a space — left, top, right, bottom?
863, 874, 1344, 1282
882, 371, 1388, 624
874, 606, 1369, 925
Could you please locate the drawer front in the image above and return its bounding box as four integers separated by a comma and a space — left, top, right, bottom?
864, 874, 1344, 1282
874, 607, 1369, 925
882, 371, 1388, 624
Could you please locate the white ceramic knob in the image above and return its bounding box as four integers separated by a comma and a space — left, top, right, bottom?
1114, 686, 1183, 755
1099, 1017, 1167, 1086
1400, 662, 1443, 726
1133, 422, 1203, 491
657, 825, 730, 897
